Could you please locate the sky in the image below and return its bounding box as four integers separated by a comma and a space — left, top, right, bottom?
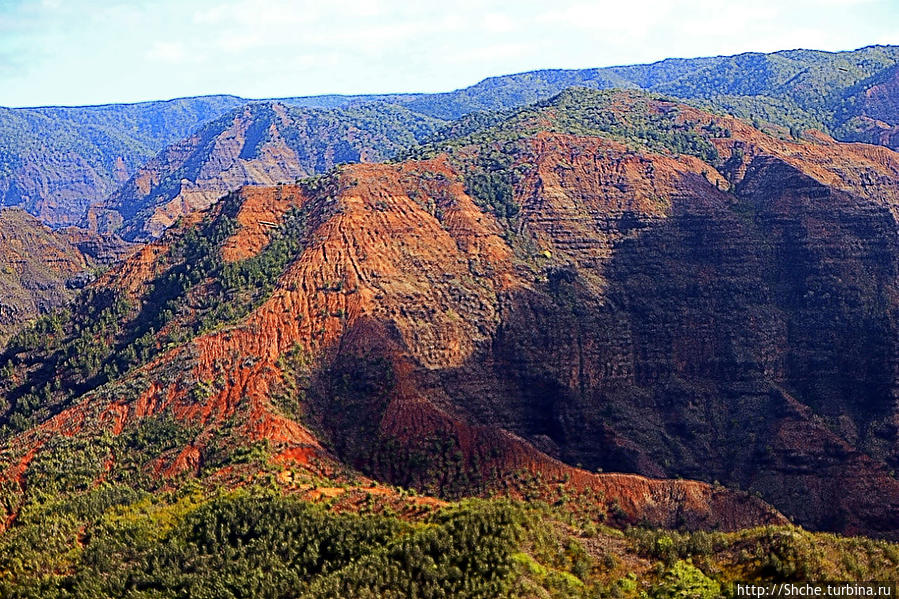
0, 0, 897, 107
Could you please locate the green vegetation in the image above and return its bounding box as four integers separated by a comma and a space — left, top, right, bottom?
626, 526, 899, 584
538, 89, 721, 161
282, 103, 444, 168
413, 88, 723, 161
0, 483, 896, 598
401, 87, 725, 223
132, 187, 314, 343
0, 414, 199, 512
651, 561, 721, 599
0, 487, 525, 599
458, 142, 526, 219
0, 182, 326, 439
0, 288, 132, 436
400, 45, 899, 138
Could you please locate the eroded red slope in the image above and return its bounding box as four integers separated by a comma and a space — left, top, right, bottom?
0, 154, 785, 533
6, 95, 899, 538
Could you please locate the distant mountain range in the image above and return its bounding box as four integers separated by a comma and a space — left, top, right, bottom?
88, 102, 444, 240
0, 96, 246, 225
3, 45, 899, 231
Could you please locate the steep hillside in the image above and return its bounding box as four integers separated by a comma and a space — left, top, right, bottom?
835, 63, 899, 146
0, 166, 782, 534
0, 96, 248, 226
0, 209, 132, 344
89, 102, 444, 241
401, 89, 899, 536
840, 63, 899, 127
3, 90, 899, 544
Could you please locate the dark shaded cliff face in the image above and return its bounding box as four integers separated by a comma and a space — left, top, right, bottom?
455, 142, 899, 536
300, 96, 899, 537
2, 90, 899, 539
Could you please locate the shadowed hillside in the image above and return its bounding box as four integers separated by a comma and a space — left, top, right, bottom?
0, 209, 132, 344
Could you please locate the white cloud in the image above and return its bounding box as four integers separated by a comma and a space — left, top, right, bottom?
147, 41, 187, 63
814, 0, 879, 4
193, 0, 321, 26
454, 42, 533, 64
481, 13, 517, 33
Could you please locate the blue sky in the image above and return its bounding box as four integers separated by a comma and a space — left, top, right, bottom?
1, 0, 897, 107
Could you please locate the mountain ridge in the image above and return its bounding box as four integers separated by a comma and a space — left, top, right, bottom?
87, 101, 445, 241
5, 44, 899, 229
4, 85, 899, 595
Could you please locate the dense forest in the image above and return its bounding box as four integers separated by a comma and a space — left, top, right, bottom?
2, 477, 897, 599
